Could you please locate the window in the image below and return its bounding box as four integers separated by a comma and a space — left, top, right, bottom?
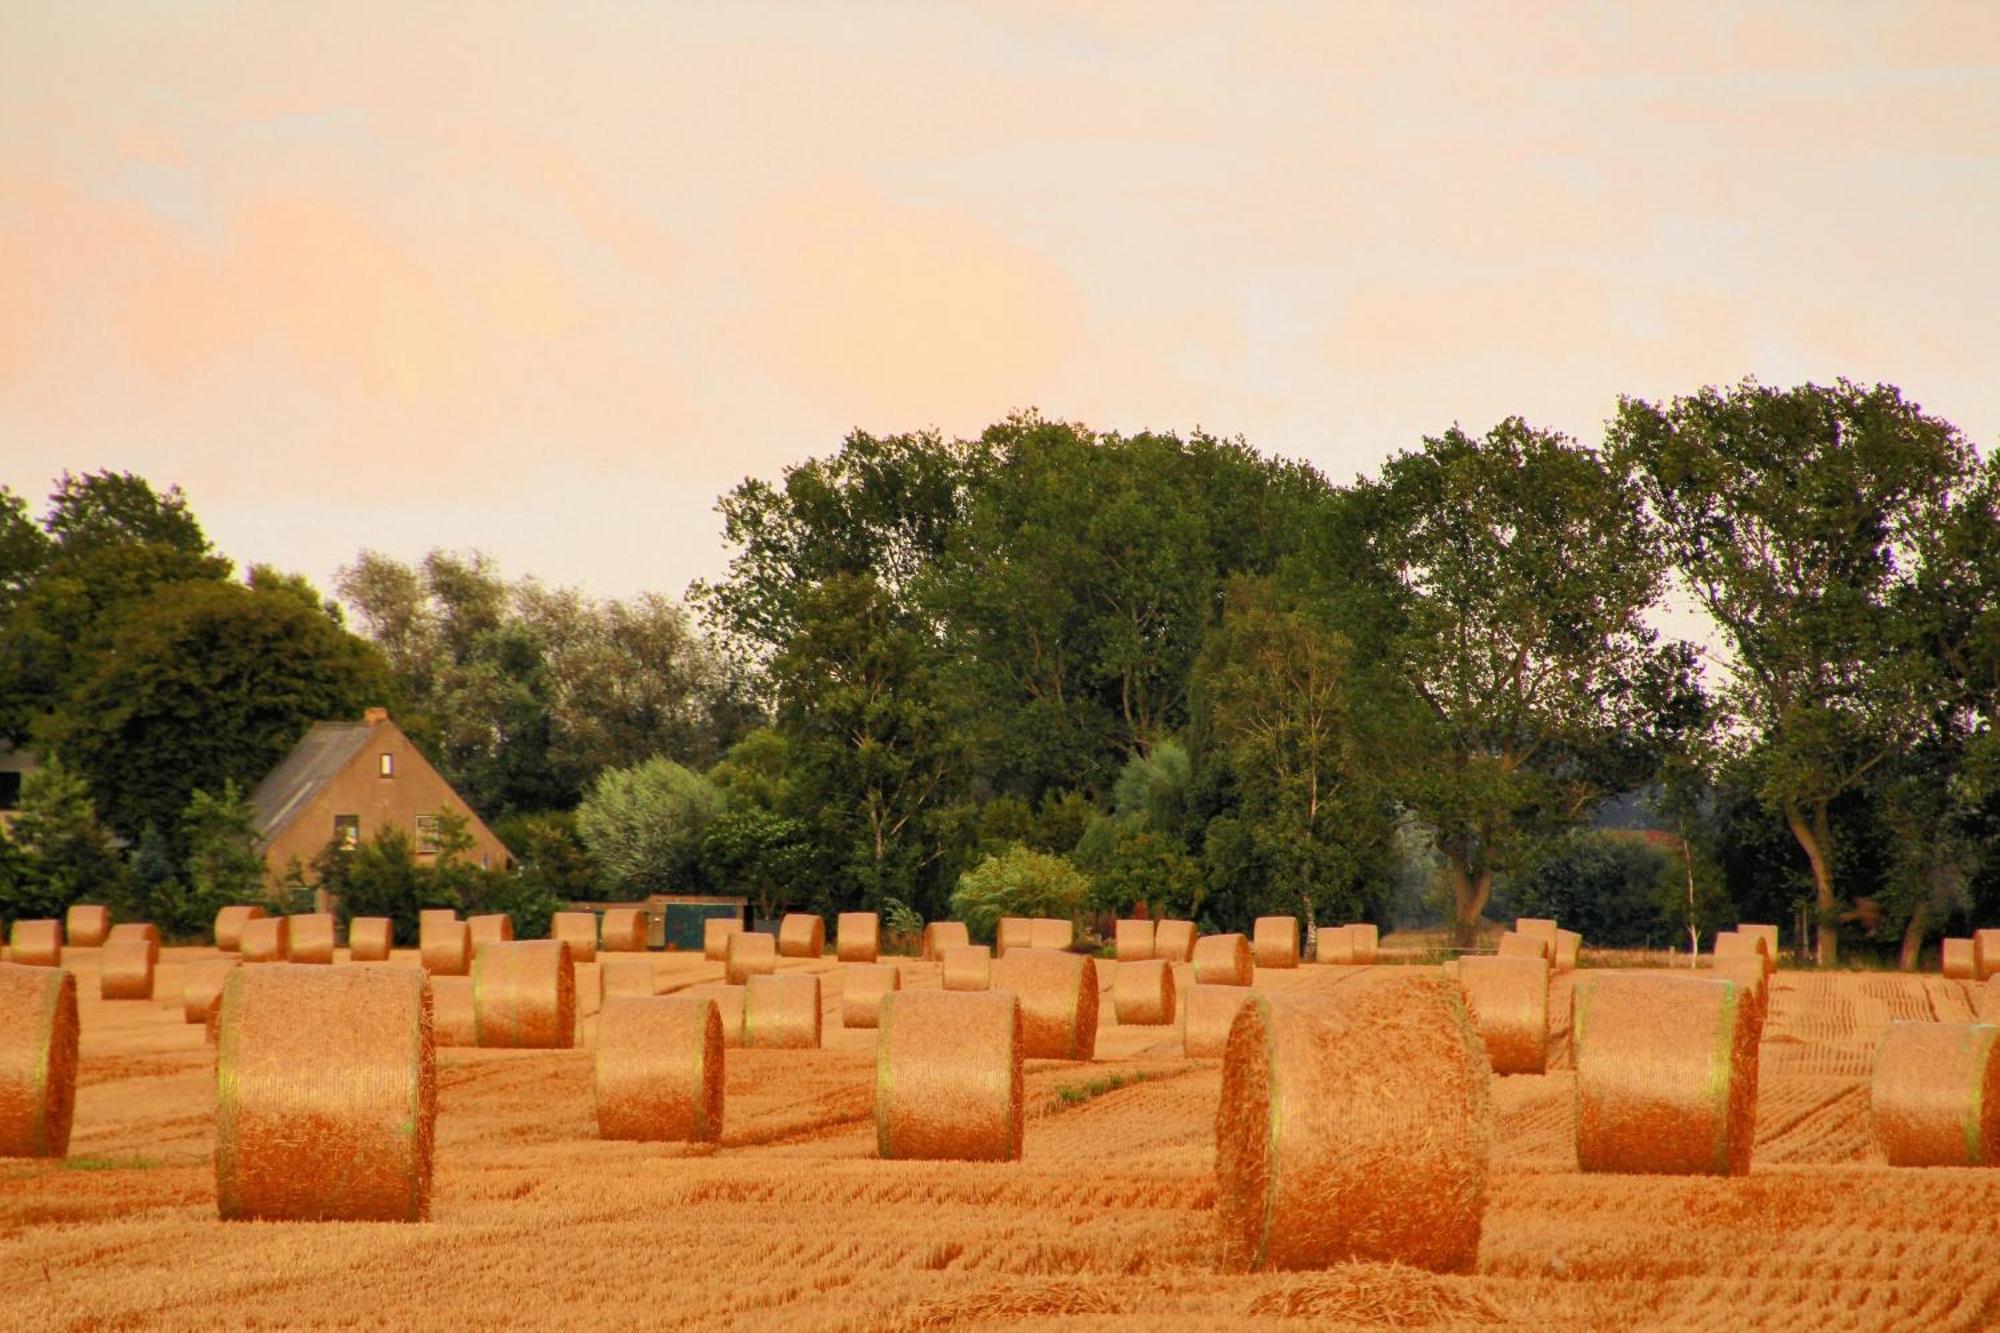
378, 753, 394, 778
415, 814, 442, 855
333, 814, 360, 850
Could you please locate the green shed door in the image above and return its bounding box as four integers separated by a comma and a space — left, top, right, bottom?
662, 903, 745, 952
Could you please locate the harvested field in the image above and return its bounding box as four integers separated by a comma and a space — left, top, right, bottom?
9, 950, 2000, 1331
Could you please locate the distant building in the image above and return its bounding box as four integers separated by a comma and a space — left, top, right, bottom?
248, 708, 511, 885
0, 740, 38, 832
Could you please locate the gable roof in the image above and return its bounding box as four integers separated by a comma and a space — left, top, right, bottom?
247, 721, 377, 841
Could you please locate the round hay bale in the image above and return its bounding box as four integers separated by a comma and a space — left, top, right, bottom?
213, 905, 267, 952
1253, 917, 1300, 970
1976, 930, 2000, 982
989, 948, 1097, 1060
1114, 919, 1155, 961
600, 908, 647, 953
1739, 923, 1780, 975
100, 936, 158, 1000
431, 976, 477, 1047
1871, 1021, 2000, 1166
420, 914, 469, 976
725, 931, 778, 985
777, 913, 824, 959
215, 963, 435, 1221
1496, 931, 1549, 962
995, 917, 1033, 958
184, 959, 237, 1024
107, 922, 161, 948
471, 941, 576, 1049
1028, 918, 1073, 951
347, 917, 393, 963
1978, 979, 2000, 1026
1945, 938, 1979, 980
1192, 933, 1254, 987
702, 916, 741, 961
942, 944, 991, 992
1347, 923, 1379, 966
842, 962, 900, 1029
0, 962, 78, 1157
1710, 955, 1767, 1034
1113, 959, 1175, 1026
468, 914, 514, 951
1574, 972, 1757, 1175
1454, 956, 1549, 1075
1154, 919, 1197, 963
1515, 917, 1558, 945
287, 913, 336, 965
1553, 929, 1581, 972
837, 912, 881, 963
550, 912, 598, 964
1318, 924, 1355, 966
240, 917, 289, 965
1713, 931, 1770, 974
64, 904, 110, 948
204, 990, 224, 1045
922, 921, 969, 962
1216, 976, 1492, 1273
682, 982, 747, 1047
595, 995, 724, 1143
9, 920, 60, 968
744, 973, 822, 1049
1184, 984, 1252, 1059
876, 989, 1023, 1162
599, 956, 658, 1001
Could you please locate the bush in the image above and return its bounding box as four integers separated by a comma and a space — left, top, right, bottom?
577, 758, 720, 896
948, 844, 1092, 942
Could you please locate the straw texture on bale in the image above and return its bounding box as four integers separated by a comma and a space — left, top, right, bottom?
875, 989, 1022, 1162
1318, 924, 1355, 966
1454, 956, 1549, 1075
1945, 938, 1978, 980
1514, 918, 1558, 949
1976, 929, 2000, 982
1346, 923, 1379, 966
989, 948, 1097, 1060
287, 913, 336, 964
1216, 976, 1492, 1273
347, 917, 392, 963
64, 904, 110, 948
942, 944, 991, 992
1112, 959, 1175, 1026
1713, 931, 1769, 971
1496, 931, 1549, 961
922, 921, 969, 961
702, 916, 741, 961
842, 962, 900, 1028
100, 936, 157, 1000
1573, 972, 1758, 1176
1183, 984, 1253, 1059
471, 941, 576, 1049
1028, 918, 1072, 951
431, 977, 477, 1047
468, 914, 515, 950
1871, 1022, 2000, 1167
215, 963, 435, 1221
184, 959, 237, 1025
1554, 928, 1581, 972
995, 917, 1033, 958
213, 905, 267, 952
107, 922, 161, 948
744, 973, 822, 1049
240, 917, 288, 965
1154, 919, 1197, 962
9, 920, 60, 968
1739, 924, 1780, 974
1710, 955, 1768, 1034
725, 931, 778, 985
1253, 917, 1299, 969
599, 956, 658, 1001
1192, 933, 1254, 987
600, 908, 647, 952
0, 962, 78, 1158
1114, 919, 1155, 961
419, 910, 468, 975
682, 982, 747, 1047
550, 912, 598, 964
1982, 979, 2000, 1026
777, 913, 825, 959
595, 995, 724, 1143
837, 912, 880, 963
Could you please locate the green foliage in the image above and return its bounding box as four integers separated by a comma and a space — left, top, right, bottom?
948, 844, 1092, 941
1491, 830, 1714, 948
699, 806, 811, 920
1087, 828, 1204, 920
0, 758, 127, 920
577, 757, 722, 897
491, 810, 599, 903
1110, 740, 1192, 833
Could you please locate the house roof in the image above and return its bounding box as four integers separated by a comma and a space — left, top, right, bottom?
247, 721, 378, 841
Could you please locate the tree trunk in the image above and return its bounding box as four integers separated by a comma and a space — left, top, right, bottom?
1448, 857, 1492, 950
1301, 892, 1318, 963
1898, 901, 1927, 972
1784, 801, 1838, 967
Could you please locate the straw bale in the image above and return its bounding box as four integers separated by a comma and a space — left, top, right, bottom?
942, 944, 991, 991
1253, 917, 1299, 969
682, 982, 747, 1047
1739, 923, 1780, 975
1496, 931, 1549, 962
842, 962, 901, 1028
1514, 918, 1558, 949
922, 921, 969, 961
725, 931, 778, 985
702, 916, 741, 961
1979, 979, 2000, 1025
215, 963, 435, 1221
601, 907, 647, 952
213, 905, 267, 952
777, 913, 825, 959
1454, 956, 1549, 1075
837, 912, 881, 963
1154, 919, 1197, 962
1713, 931, 1770, 974
875, 989, 1022, 1161
419, 911, 469, 975
1112, 959, 1175, 1026
1216, 976, 1492, 1273
744, 973, 822, 1049
1871, 1021, 2000, 1166
1318, 924, 1355, 966
1976, 928, 2000, 982
347, 917, 393, 963
240, 917, 288, 964
989, 948, 1097, 1060
471, 940, 576, 1049
0, 962, 78, 1158
1944, 938, 1978, 980
286, 913, 336, 964
468, 914, 514, 951
1574, 972, 1758, 1175
1183, 984, 1252, 1058
1709, 955, 1767, 1035
1028, 918, 1072, 951
107, 922, 161, 948
1347, 923, 1379, 965
184, 959, 237, 1024
1553, 929, 1581, 972
431, 977, 477, 1047
595, 995, 724, 1143
1192, 933, 1254, 986
995, 917, 1033, 958
64, 904, 110, 948
9, 920, 59, 968
551, 912, 598, 964
1114, 919, 1155, 961
99, 936, 158, 1000
599, 956, 658, 1001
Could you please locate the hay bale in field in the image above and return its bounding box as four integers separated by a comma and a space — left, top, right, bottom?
1496, 931, 1548, 962
1574, 972, 1757, 1176
777, 913, 824, 959
601, 908, 647, 953
842, 962, 900, 1028
1346, 924, 1379, 966
240, 917, 289, 964
1253, 917, 1299, 970
1183, 984, 1252, 1058
725, 931, 777, 985
347, 917, 393, 963
64, 904, 110, 948
551, 912, 598, 964
100, 936, 158, 1000
922, 921, 970, 961
0, 962, 78, 1158
942, 944, 991, 992
287, 913, 336, 964
1114, 919, 1155, 961
419, 911, 469, 976
599, 956, 658, 1002
990, 948, 1097, 1060
184, 959, 237, 1024
1979, 979, 2000, 1025
837, 912, 880, 963
995, 917, 1033, 958
1113, 959, 1175, 1026
1454, 956, 1549, 1075
468, 914, 514, 951
9, 920, 60, 968
875, 989, 1022, 1161
744, 973, 822, 1049
1192, 933, 1254, 987
1871, 1021, 2000, 1167
1739, 924, 1780, 974
471, 941, 576, 1049
107, 922, 161, 948
215, 963, 435, 1221
1216, 976, 1492, 1273
213, 905, 267, 952
1553, 929, 1581, 972
1318, 924, 1355, 966
596, 995, 724, 1143
682, 983, 747, 1047
1976, 929, 2000, 982
1945, 938, 1978, 979
431, 976, 477, 1047
1713, 930, 1768, 969
1514, 918, 1558, 949
1709, 956, 1767, 1034
1029, 918, 1072, 951
1154, 919, 1197, 962
702, 916, 741, 961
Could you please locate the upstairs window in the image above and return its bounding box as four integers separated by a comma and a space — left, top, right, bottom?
334, 814, 360, 850
415, 814, 442, 855
378, 753, 394, 777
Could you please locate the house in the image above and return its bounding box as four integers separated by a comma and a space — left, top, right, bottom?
248, 708, 512, 885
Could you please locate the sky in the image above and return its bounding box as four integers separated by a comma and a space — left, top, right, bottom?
4, 3, 1999, 606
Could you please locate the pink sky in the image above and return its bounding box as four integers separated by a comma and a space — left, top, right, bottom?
4, 3, 1998, 602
